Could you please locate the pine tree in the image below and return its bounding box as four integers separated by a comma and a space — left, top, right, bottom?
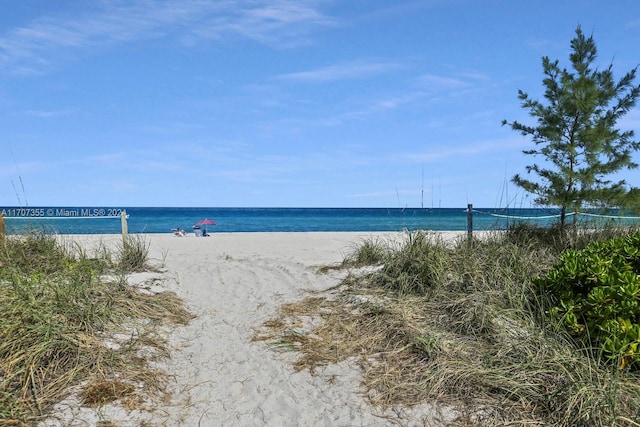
503, 26, 640, 226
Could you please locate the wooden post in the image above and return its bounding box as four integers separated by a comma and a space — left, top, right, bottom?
467, 203, 473, 240
0, 211, 5, 241
121, 210, 128, 239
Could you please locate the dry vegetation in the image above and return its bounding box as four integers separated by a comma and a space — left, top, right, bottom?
0, 232, 193, 426
255, 225, 640, 426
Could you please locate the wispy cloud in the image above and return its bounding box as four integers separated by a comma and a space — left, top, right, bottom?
398, 138, 521, 164
24, 109, 72, 118
418, 73, 472, 90
318, 90, 428, 125
276, 60, 403, 82
0, 0, 333, 74
210, 2, 336, 47
302, 71, 489, 125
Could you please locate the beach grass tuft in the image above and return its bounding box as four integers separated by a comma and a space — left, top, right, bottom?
342, 236, 390, 267
0, 232, 192, 425
117, 234, 152, 272
257, 226, 640, 426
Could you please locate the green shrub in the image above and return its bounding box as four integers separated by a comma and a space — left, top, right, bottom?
539, 232, 640, 368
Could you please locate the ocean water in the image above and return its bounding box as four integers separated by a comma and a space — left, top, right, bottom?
1, 206, 636, 235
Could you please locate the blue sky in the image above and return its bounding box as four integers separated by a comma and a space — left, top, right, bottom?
1, 1, 639, 208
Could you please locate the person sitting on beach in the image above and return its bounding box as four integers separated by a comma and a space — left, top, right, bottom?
172, 227, 187, 236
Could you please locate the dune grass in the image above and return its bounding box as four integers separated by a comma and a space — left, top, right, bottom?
256, 225, 640, 426
0, 232, 192, 425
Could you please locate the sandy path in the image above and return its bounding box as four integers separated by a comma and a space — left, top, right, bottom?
46, 232, 462, 426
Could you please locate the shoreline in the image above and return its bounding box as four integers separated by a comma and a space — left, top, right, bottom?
46, 231, 467, 426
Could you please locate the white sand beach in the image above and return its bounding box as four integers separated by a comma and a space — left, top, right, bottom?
45, 231, 468, 427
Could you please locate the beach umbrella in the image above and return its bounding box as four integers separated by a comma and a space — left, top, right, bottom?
196, 218, 216, 234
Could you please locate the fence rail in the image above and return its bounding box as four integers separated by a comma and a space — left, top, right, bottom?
0, 210, 129, 239
467, 204, 640, 237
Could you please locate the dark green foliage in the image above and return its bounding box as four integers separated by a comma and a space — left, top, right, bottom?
539, 232, 640, 368
503, 26, 640, 225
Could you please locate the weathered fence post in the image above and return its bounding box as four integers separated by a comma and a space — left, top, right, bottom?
121, 210, 128, 239
467, 203, 473, 240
